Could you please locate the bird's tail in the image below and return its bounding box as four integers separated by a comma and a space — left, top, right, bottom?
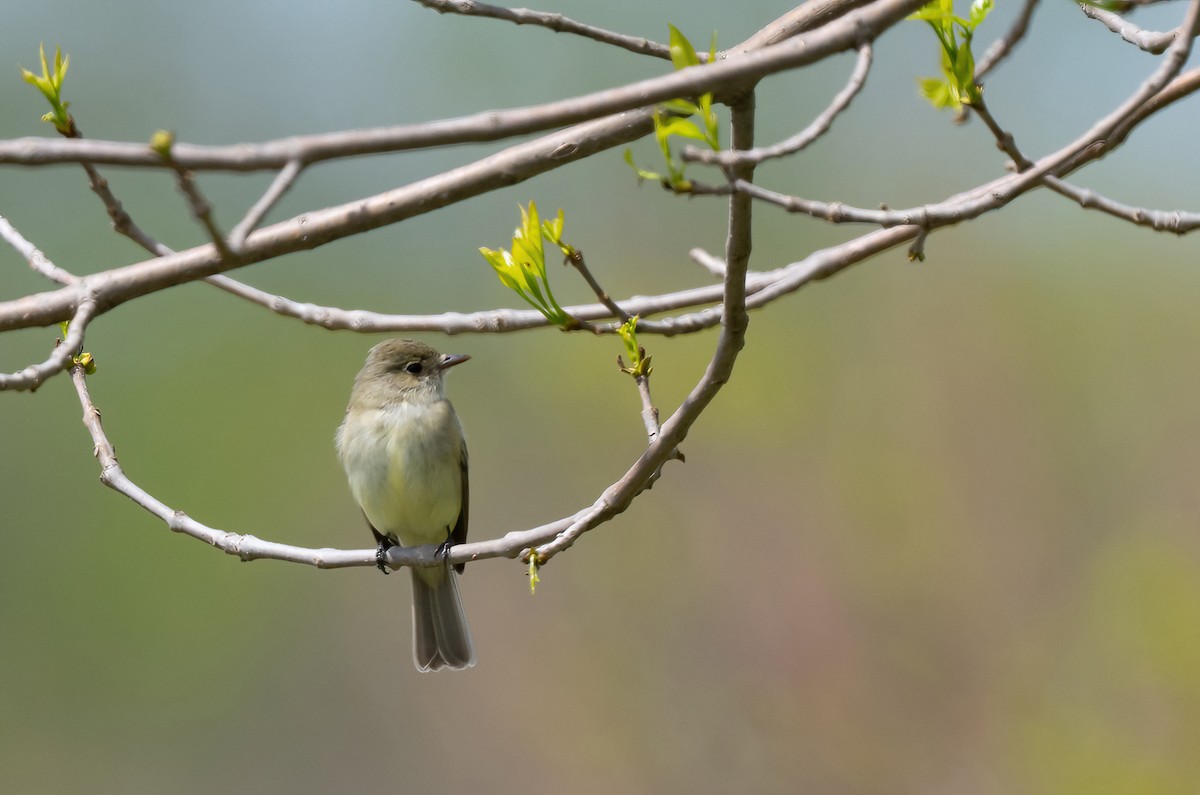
410, 567, 476, 671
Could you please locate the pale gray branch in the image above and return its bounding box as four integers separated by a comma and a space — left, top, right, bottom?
1, 213, 77, 285
0, 300, 95, 392
975, 0, 1040, 77
734, 0, 882, 53
229, 159, 303, 250
969, 87, 1200, 235
1082, 3, 1178, 53
685, 43, 872, 168
413, 0, 673, 60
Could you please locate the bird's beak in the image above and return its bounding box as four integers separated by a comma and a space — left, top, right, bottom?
440, 353, 470, 370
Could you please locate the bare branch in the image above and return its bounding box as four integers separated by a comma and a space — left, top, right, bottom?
975, 0, 1040, 78
967, 95, 1032, 169
1082, 3, 1177, 53
564, 249, 632, 323
685, 43, 873, 168
165, 15, 1200, 357
168, 165, 241, 265
0, 214, 78, 284
413, 0, 673, 60
0, 218, 90, 391
68, 364, 378, 568
81, 161, 172, 257
229, 159, 303, 250
633, 375, 665, 446
970, 78, 1200, 236
0, 300, 95, 392
1044, 177, 1200, 232
734, 0, 883, 52
689, 247, 728, 278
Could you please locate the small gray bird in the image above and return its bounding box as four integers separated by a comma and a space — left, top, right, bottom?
336, 339, 476, 671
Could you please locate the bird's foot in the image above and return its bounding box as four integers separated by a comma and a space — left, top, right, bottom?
375, 542, 392, 575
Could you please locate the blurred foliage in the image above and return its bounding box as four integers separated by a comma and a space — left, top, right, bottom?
624, 25, 719, 189
3, 1, 1200, 793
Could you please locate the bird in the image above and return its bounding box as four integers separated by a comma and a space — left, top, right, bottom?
336, 339, 476, 671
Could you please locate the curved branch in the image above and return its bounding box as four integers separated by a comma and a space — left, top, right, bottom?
533, 89, 760, 562
975, 0, 1040, 78
413, 0, 673, 60
1082, 3, 1177, 53
1, 213, 77, 285
0, 300, 95, 392
685, 43, 873, 168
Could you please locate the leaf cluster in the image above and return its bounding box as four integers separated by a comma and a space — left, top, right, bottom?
911, 0, 993, 111
479, 202, 575, 328
20, 44, 73, 135
625, 25, 720, 190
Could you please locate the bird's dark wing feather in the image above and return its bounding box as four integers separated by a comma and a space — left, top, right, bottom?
451, 440, 468, 574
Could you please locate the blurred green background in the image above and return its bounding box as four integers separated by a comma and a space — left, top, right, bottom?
4, 1, 1200, 792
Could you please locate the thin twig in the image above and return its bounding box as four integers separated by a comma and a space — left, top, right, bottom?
685, 43, 872, 168
229, 159, 303, 250
633, 372, 684, 477
47, 115, 174, 257
565, 250, 631, 323
81, 162, 172, 256
972, 93, 1200, 234
56, 120, 313, 332
0, 300, 95, 392
0, 214, 78, 284
1044, 178, 1200, 232
689, 248, 727, 278
969, 96, 1033, 169
167, 165, 240, 264
0, 217, 89, 392
413, 0, 674, 60
975, 0, 1040, 78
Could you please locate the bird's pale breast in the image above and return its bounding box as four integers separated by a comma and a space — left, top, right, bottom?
339, 399, 463, 548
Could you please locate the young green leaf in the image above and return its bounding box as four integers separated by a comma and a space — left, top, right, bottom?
667, 24, 701, 70
20, 44, 73, 135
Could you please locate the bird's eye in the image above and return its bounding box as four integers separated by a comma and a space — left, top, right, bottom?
404, 361, 423, 374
